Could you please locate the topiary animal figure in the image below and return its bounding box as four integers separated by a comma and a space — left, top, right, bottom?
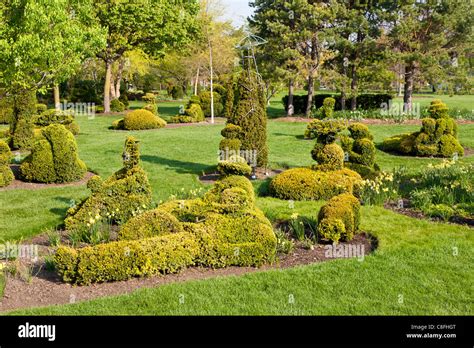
20, 124, 86, 183
9, 89, 36, 150
341, 123, 380, 178
64, 136, 152, 234
317, 193, 361, 244
0, 140, 14, 187
382, 100, 463, 158
170, 97, 205, 123
217, 123, 251, 176
309, 119, 347, 171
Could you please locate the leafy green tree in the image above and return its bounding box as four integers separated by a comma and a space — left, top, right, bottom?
386, 0, 473, 111
0, 0, 105, 148
92, 0, 200, 112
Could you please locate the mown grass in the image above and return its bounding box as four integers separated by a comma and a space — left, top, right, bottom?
0, 95, 473, 315
8, 202, 473, 315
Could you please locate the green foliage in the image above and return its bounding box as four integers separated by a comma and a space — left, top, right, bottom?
65, 137, 152, 234
356, 171, 398, 206
0, 140, 14, 187
170, 86, 185, 100
221, 123, 242, 139
120, 109, 166, 130
217, 156, 252, 176
318, 97, 336, 119
110, 99, 126, 112
171, 99, 204, 123
382, 100, 464, 158
35, 103, 47, 114
0, 96, 13, 124
56, 175, 276, 284
228, 71, 268, 167
341, 123, 379, 178
269, 168, 361, 201
304, 119, 347, 141
199, 91, 224, 117
9, 89, 36, 149
33, 109, 80, 135
311, 143, 344, 171
317, 193, 361, 243
219, 138, 241, 153
20, 124, 86, 183
55, 232, 199, 285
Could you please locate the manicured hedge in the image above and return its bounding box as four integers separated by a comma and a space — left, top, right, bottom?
55, 232, 199, 284
0, 140, 14, 187
282, 93, 393, 114
269, 167, 361, 201
120, 109, 166, 130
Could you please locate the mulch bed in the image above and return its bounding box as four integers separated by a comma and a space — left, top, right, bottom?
0, 165, 95, 191
199, 167, 282, 184
0, 232, 374, 312
384, 199, 474, 228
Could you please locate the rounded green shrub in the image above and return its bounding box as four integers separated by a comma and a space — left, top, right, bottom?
0, 140, 14, 187
319, 97, 336, 118
119, 210, 184, 240
311, 143, 344, 171
219, 138, 241, 153
20, 124, 86, 183
110, 99, 126, 112
35, 103, 47, 114
217, 156, 252, 176
33, 109, 80, 135
439, 134, 464, 157
123, 109, 166, 130
317, 193, 361, 243
348, 123, 372, 140
269, 167, 361, 201
221, 124, 242, 139
200, 91, 224, 117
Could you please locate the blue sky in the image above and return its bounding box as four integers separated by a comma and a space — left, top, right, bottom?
220, 0, 254, 27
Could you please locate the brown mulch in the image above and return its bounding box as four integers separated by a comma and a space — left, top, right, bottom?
384, 199, 474, 228
199, 167, 282, 184
275, 117, 474, 125
0, 233, 374, 312
0, 165, 95, 191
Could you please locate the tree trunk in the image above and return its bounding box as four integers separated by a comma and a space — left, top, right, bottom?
115, 59, 125, 99
110, 73, 116, 101
341, 58, 348, 111
53, 84, 60, 110
398, 66, 404, 97
287, 79, 294, 117
209, 39, 214, 124
305, 76, 314, 117
404, 63, 415, 113
350, 64, 358, 111
104, 60, 112, 113
194, 67, 200, 96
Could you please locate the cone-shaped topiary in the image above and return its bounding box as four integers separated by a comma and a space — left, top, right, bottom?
64, 136, 152, 234
382, 100, 463, 158
20, 124, 86, 183
227, 71, 268, 167
0, 140, 14, 187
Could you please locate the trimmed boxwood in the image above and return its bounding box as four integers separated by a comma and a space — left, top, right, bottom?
33, 109, 80, 135
269, 167, 361, 201
317, 193, 361, 243
0, 140, 14, 187
121, 109, 167, 130
20, 124, 86, 183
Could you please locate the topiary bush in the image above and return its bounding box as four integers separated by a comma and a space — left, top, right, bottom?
315, 97, 336, 119
55, 175, 277, 284
33, 109, 80, 135
10, 89, 37, 149
269, 167, 361, 201
217, 155, 252, 176
110, 99, 126, 112
308, 119, 347, 171
227, 71, 268, 167
20, 124, 86, 183
199, 91, 224, 117
0, 96, 13, 124
170, 98, 204, 123
65, 136, 152, 234
381, 100, 464, 158
0, 140, 14, 187
35, 103, 47, 114
317, 193, 361, 243
115, 109, 166, 130
341, 123, 380, 178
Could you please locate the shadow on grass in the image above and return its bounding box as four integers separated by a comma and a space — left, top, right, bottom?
141, 155, 213, 175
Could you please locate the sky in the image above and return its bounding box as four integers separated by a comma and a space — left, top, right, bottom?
220, 0, 254, 28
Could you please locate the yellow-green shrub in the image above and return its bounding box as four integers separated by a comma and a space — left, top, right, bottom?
34, 109, 80, 135
217, 155, 252, 176
0, 140, 14, 187
269, 167, 361, 201
55, 232, 199, 285
65, 137, 152, 233
119, 210, 184, 240
311, 143, 344, 171
20, 124, 86, 183
122, 109, 166, 130
317, 193, 361, 243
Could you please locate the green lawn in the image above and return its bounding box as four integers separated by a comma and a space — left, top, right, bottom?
0, 98, 473, 315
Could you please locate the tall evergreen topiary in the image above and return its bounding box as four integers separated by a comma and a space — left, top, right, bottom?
228, 71, 268, 167
0, 140, 14, 187
10, 90, 36, 149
